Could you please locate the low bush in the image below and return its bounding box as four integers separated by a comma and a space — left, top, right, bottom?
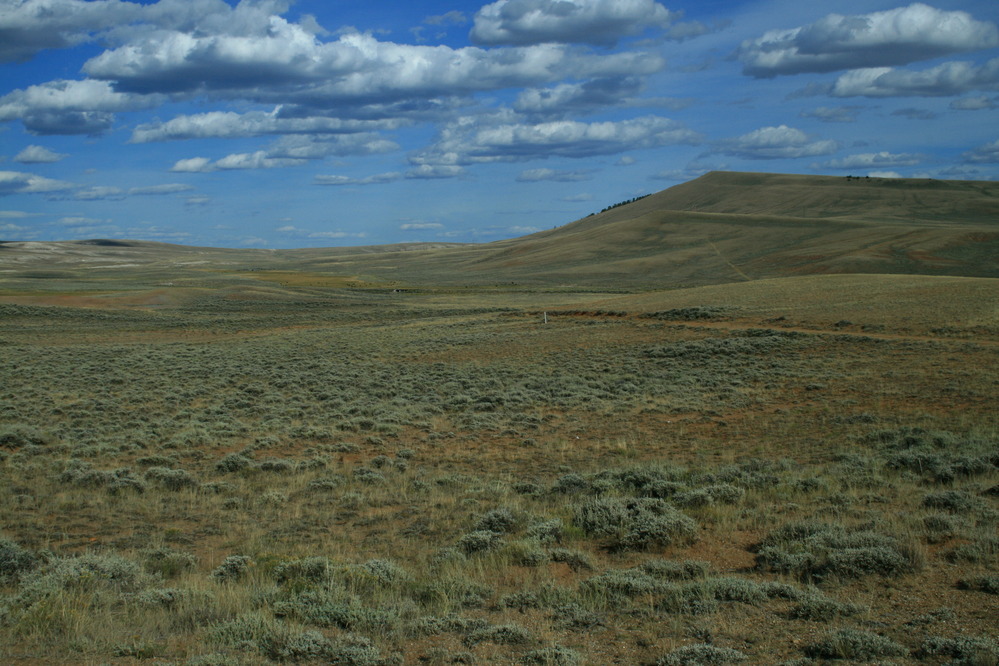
0, 537, 38, 581
755, 520, 919, 581
573, 497, 697, 551
804, 629, 907, 660
211, 555, 251, 582
918, 635, 999, 664
656, 643, 747, 665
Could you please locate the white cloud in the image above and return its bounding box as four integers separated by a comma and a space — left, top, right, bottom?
171, 152, 306, 173
717, 125, 837, 160
75, 186, 125, 200
514, 77, 645, 116
963, 139, 999, 164
950, 96, 997, 110
405, 164, 465, 179
738, 4, 999, 78
425, 11, 468, 27
84, 25, 662, 107
800, 106, 861, 123
130, 109, 403, 142
869, 171, 903, 178
57, 215, 110, 227
314, 172, 402, 186
516, 168, 592, 181
170, 157, 214, 173
824, 151, 922, 169
128, 183, 195, 195
471, 0, 674, 46
307, 231, 368, 240
0, 170, 75, 195
0, 0, 142, 63
830, 58, 999, 98
400, 223, 445, 230
14, 144, 68, 163
0, 79, 160, 134
416, 114, 700, 165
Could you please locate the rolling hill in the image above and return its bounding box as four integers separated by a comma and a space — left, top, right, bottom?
2, 171, 998, 289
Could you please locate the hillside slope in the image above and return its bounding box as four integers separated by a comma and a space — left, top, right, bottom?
2, 171, 997, 288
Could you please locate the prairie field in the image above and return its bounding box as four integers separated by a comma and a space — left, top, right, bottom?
1, 268, 997, 665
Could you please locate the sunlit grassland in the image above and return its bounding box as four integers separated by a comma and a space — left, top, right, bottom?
1, 276, 997, 664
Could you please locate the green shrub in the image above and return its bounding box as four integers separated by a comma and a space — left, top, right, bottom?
787, 591, 865, 621
211, 614, 382, 664
919, 635, 999, 664
657, 644, 748, 665
457, 530, 504, 555
674, 484, 745, 508
141, 547, 197, 578
756, 521, 919, 581
145, 466, 198, 491
548, 548, 593, 572
640, 559, 710, 581
474, 508, 519, 533
211, 555, 251, 582
527, 519, 564, 544
922, 490, 982, 514
215, 453, 251, 474
521, 645, 582, 665
0, 537, 38, 581
573, 497, 697, 551
957, 575, 999, 595
273, 557, 332, 588
805, 629, 907, 660
0, 425, 52, 448
464, 623, 532, 647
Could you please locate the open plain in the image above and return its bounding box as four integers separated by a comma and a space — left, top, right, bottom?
1, 172, 997, 664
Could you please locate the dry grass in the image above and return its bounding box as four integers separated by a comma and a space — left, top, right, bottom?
1, 269, 997, 664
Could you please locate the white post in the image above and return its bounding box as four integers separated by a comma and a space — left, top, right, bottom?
544, 311, 548, 324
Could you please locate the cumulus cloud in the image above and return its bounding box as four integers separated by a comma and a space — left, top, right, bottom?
963, 139, 999, 163
824, 151, 922, 169
14, 145, 68, 163
415, 114, 700, 165
514, 77, 645, 116
830, 58, 999, 97
169, 157, 214, 173
0, 0, 142, 63
470, 0, 674, 46
130, 109, 404, 143
717, 125, 837, 160
0, 79, 160, 134
84, 25, 661, 105
516, 168, 592, 181
0, 170, 75, 195
738, 4, 999, 78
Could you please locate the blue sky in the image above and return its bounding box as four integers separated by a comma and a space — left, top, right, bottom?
1, 0, 997, 248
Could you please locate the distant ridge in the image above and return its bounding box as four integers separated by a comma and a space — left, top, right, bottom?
2, 171, 997, 288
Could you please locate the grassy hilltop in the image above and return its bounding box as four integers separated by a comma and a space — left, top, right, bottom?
0, 172, 997, 664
